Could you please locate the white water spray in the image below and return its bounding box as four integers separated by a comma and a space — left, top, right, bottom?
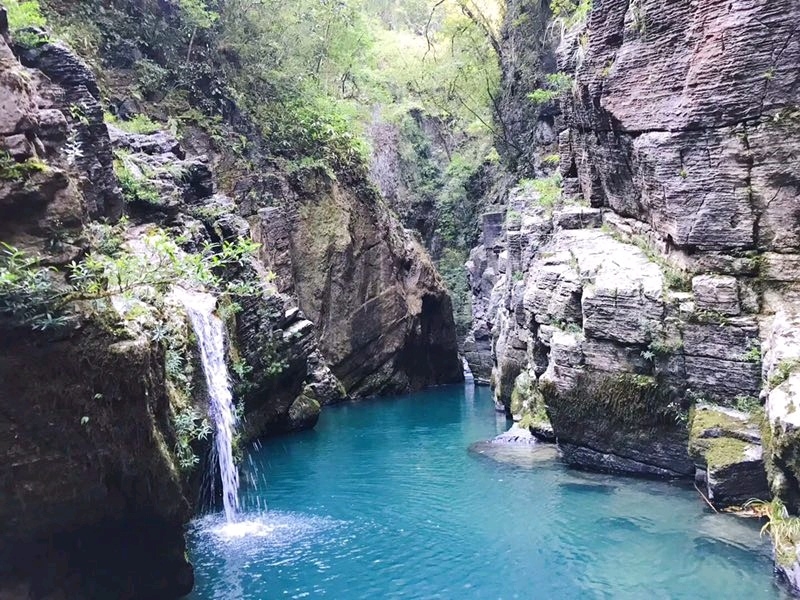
175, 288, 240, 523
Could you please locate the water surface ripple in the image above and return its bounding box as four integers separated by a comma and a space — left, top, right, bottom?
188, 385, 786, 599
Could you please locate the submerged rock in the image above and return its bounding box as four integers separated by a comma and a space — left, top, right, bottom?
491, 424, 539, 446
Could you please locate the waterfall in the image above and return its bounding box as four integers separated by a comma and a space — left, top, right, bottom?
174, 288, 240, 523
462, 356, 475, 384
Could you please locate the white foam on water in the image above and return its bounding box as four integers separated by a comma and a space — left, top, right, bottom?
213, 520, 277, 540
191, 510, 345, 554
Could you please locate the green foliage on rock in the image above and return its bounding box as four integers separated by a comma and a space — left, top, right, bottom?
105, 113, 162, 134
0, 243, 68, 330
543, 372, 685, 431
113, 151, 161, 205
746, 498, 800, 566
0, 151, 47, 182
519, 174, 562, 211
770, 359, 800, 390
5, 0, 46, 29
0, 227, 261, 331
550, 0, 592, 28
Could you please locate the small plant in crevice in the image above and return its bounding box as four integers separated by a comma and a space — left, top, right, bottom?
173, 405, 212, 471
745, 498, 800, 566
551, 319, 583, 335
0, 150, 47, 182
550, 0, 592, 37
734, 395, 762, 413
769, 359, 800, 390
526, 73, 574, 107
686, 388, 711, 405
742, 340, 762, 363
542, 153, 560, 166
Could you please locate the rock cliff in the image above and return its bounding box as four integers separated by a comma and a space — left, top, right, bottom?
0, 4, 461, 597
467, 0, 800, 584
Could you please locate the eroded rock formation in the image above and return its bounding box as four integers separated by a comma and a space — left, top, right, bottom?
468, 0, 798, 506
0, 6, 461, 597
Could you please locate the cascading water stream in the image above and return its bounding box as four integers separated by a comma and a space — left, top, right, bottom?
462, 356, 474, 384
175, 287, 240, 523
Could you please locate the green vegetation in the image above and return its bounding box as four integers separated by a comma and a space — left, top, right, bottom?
519, 174, 563, 212
438, 247, 473, 338
543, 372, 684, 431
746, 498, 800, 566
5, 0, 50, 46
5, 0, 46, 28
743, 341, 762, 363
648, 333, 684, 357
113, 151, 161, 204
0, 228, 261, 330
510, 370, 550, 430
551, 0, 592, 29
526, 73, 573, 106
735, 395, 762, 413
551, 319, 583, 335
705, 437, 750, 468
769, 359, 800, 389
35, 0, 504, 343
688, 406, 751, 469
173, 406, 212, 470
105, 113, 162, 134
0, 151, 47, 182
158, 307, 210, 472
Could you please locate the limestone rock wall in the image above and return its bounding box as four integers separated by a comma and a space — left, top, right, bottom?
0, 4, 462, 596
468, 0, 799, 494
250, 174, 462, 397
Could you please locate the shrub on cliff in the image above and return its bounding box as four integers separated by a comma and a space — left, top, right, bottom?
0, 227, 261, 331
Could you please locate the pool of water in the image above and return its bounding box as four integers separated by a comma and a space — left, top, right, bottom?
187, 384, 786, 599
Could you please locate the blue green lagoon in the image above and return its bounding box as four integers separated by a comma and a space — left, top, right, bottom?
188, 385, 785, 599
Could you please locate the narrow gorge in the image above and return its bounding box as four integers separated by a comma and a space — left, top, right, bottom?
0, 0, 799, 597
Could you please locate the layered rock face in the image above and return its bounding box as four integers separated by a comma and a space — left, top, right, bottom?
0, 19, 194, 598
0, 7, 459, 598
468, 0, 799, 496
250, 174, 462, 397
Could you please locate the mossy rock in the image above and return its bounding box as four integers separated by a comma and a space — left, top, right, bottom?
689, 404, 762, 468
544, 372, 681, 432
510, 370, 553, 440
287, 387, 321, 431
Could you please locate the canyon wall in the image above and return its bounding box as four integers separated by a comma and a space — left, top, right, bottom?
0, 4, 461, 597
467, 0, 800, 576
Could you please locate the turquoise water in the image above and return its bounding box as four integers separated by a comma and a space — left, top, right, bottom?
187, 385, 786, 599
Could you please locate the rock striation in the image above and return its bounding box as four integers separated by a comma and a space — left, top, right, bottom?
250, 173, 462, 397
468, 0, 800, 589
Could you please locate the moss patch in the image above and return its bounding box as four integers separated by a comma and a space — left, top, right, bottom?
511, 370, 551, 431
543, 372, 681, 432
689, 406, 760, 469
704, 437, 751, 469
0, 151, 47, 182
